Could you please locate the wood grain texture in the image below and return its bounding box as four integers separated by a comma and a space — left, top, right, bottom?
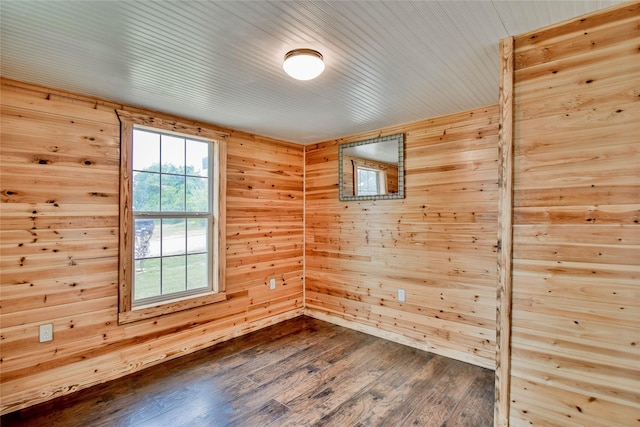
495, 36, 515, 427
0, 78, 304, 415
1, 317, 494, 427
305, 105, 500, 370
117, 119, 134, 316
508, 2, 640, 426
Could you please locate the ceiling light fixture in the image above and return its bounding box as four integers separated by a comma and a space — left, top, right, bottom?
283, 48, 325, 81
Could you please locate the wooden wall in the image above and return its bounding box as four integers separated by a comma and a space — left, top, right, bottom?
305, 105, 500, 369
506, 2, 640, 425
0, 79, 304, 414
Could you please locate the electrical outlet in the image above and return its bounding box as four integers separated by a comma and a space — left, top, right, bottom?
269, 278, 276, 290
39, 323, 53, 343
398, 288, 406, 303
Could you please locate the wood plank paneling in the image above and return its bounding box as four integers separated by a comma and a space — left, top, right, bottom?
305, 105, 500, 370
507, 2, 640, 425
0, 79, 304, 415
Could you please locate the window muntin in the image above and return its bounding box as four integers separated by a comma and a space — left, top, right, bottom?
131, 128, 215, 307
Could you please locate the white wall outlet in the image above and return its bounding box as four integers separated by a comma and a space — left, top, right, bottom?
269, 278, 276, 290
398, 288, 406, 303
39, 323, 53, 343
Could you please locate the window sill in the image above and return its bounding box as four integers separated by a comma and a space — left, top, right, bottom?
118, 291, 227, 324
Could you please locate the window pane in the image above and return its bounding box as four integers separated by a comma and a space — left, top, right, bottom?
144, 219, 161, 258
187, 218, 207, 253
186, 139, 209, 177
161, 174, 185, 211
357, 168, 379, 195
133, 130, 160, 172
186, 176, 209, 212
162, 255, 186, 295
133, 171, 160, 212
187, 253, 208, 290
134, 218, 157, 260
162, 218, 185, 256
134, 258, 160, 300
161, 135, 185, 174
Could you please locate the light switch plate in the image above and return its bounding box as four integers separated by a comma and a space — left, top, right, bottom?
269, 278, 276, 290
398, 289, 406, 302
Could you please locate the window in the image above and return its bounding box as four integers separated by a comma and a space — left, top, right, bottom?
132, 129, 213, 304
356, 167, 381, 196
117, 110, 228, 324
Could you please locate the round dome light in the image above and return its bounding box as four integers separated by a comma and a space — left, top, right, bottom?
283, 49, 325, 81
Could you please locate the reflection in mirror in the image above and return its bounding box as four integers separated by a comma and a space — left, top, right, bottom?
339, 133, 404, 201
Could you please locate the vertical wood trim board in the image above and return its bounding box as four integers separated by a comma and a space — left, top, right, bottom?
0, 79, 305, 414
117, 119, 134, 314
509, 2, 640, 426
496, 36, 515, 427
305, 105, 501, 370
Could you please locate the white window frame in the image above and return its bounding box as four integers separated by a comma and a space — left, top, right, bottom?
356, 166, 385, 196
116, 110, 228, 324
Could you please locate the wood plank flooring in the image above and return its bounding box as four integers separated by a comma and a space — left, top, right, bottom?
1, 317, 494, 426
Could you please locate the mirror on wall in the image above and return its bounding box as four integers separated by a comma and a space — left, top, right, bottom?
339, 133, 404, 201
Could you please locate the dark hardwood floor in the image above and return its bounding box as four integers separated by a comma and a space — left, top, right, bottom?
2, 316, 494, 427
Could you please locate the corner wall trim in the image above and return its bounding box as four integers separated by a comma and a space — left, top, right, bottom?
495, 35, 515, 427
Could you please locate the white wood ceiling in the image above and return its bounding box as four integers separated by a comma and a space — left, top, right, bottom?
0, 1, 624, 144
